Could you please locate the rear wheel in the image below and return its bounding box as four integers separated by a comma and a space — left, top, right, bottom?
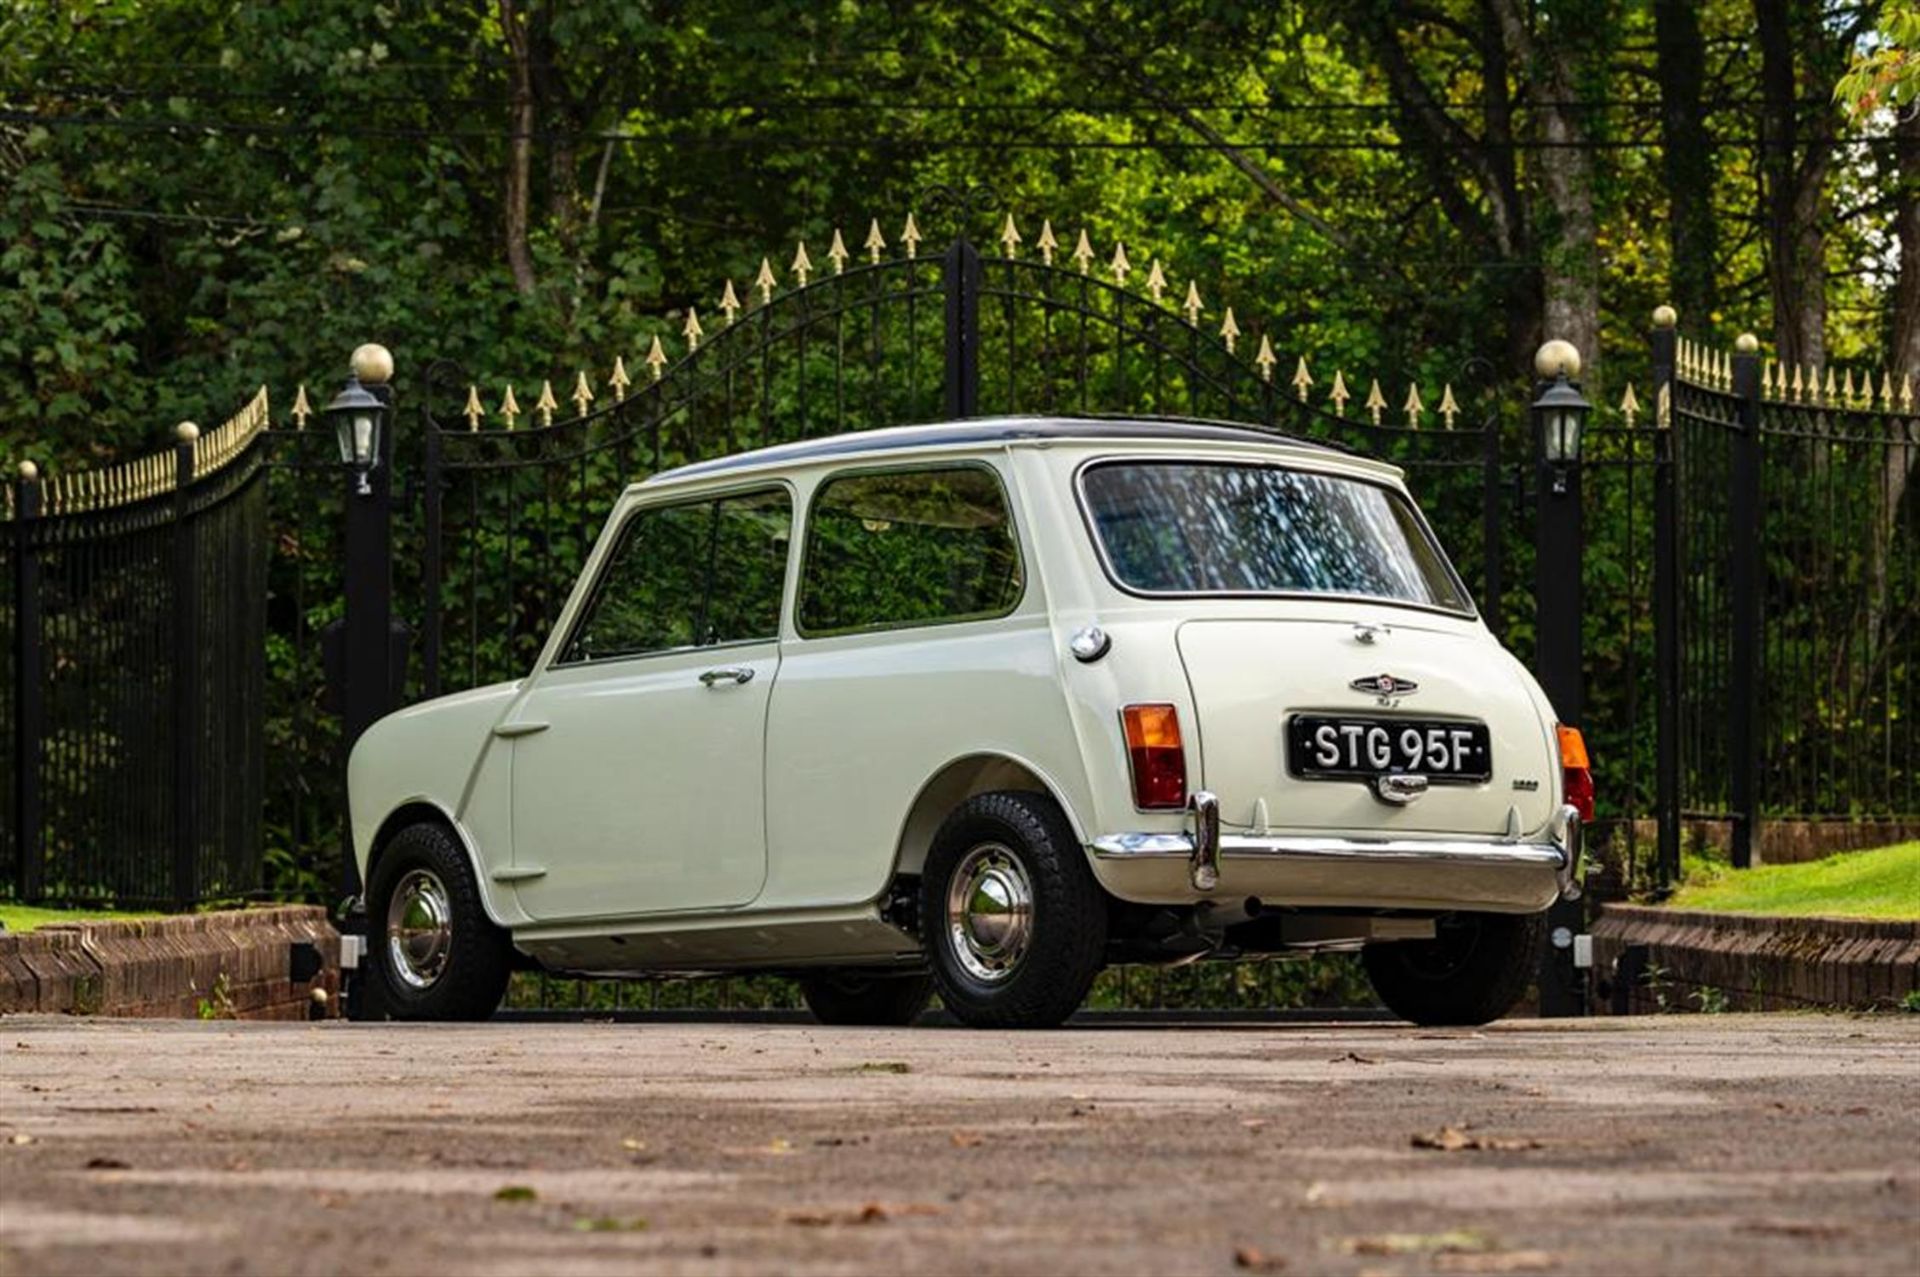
920, 791, 1107, 1029
799, 971, 933, 1026
1362, 910, 1545, 1026
366, 822, 513, 1021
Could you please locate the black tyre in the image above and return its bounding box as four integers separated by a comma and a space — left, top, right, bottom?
1361, 910, 1545, 1026
366, 821, 514, 1021
919, 791, 1107, 1029
799, 970, 934, 1026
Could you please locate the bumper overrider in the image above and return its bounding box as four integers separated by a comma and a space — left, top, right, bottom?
1090, 791, 1584, 911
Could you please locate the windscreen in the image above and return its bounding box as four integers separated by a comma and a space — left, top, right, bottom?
1080, 461, 1470, 612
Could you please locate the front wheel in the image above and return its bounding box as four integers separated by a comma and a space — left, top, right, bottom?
919, 791, 1107, 1029
1361, 910, 1545, 1026
799, 971, 933, 1026
366, 822, 514, 1021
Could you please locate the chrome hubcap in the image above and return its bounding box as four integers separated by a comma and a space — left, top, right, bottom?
945, 843, 1033, 983
386, 868, 453, 990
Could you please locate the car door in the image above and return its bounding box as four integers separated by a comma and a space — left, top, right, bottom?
504, 486, 791, 922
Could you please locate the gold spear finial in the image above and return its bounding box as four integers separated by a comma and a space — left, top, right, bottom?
864, 218, 886, 264
999, 214, 1021, 257
571, 370, 594, 416
1109, 241, 1131, 285
1806, 362, 1820, 404
1291, 356, 1312, 402
1881, 370, 1896, 411
1071, 228, 1093, 274
1365, 379, 1387, 426
1037, 219, 1058, 266
1843, 367, 1856, 405
1439, 383, 1460, 428
901, 213, 921, 259
535, 380, 559, 428
1182, 280, 1203, 326
1331, 370, 1351, 416
828, 228, 849, 274
645, 335, 667, 380
720, 279, 741, 324
1145, 258, 1166, 302
1619, 383, 1640, 427
1657, 381, 1672, 428
499, 385, 521, 429
683, 306, 705, 351
1218, 307, 1240, 354
1404, 383, 1425, 428
754, 257, 777, 305
463, 385, 484, 430
1791, 363, 1804, 401
609, 356, 631, 401
1901, 373, 1915, 411
1824, 365, 1837, 401
1254, 334, 1276, 382
792, 240, 813, 287
291, 383, 312, 430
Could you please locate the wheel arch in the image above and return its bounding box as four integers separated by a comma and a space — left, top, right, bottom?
365, 799, 514, 929
889, 752, 1090, 883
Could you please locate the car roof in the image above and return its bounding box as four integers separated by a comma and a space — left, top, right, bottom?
641, 415, 1368, 490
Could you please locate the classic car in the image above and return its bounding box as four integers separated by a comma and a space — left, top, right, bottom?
348, 416, 1590, 1028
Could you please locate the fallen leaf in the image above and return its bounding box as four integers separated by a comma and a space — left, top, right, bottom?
1342, 1230, 1496, 1256
1738, 1220, 1849, 1240
1434, 1251, 1557, 1273
1333, 1051, 1380, 1065
494, 1185, 539, 1202
84, 1156, 130, 1170
1412, 1126, 1543, 1152
857, 1061, 912, 1074
573, 1217, 648, 1232
8, 1133, 36, 1146
620, 1138, 646, 1152
1233, 1244, 1288, 1271
950, 1132, 984, 1148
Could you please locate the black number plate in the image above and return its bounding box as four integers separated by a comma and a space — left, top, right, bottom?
1287, 715, 1491, 783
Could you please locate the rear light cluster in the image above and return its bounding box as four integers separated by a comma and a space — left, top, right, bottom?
1122, 704, 1188, 809
1557, 724, 1595, 823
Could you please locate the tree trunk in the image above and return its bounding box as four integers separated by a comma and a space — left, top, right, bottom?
1653, 0, 1719, 328
1894, 106, 1920, 385
1755, 0, 1831, 369
499, 0, 537, 296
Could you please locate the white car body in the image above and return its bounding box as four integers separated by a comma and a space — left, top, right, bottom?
349, 417, 1580, 980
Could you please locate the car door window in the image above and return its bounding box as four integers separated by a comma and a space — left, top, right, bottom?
563, 488, 790, 663
798, 465, 1023, 635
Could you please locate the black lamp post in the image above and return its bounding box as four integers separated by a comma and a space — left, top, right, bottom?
325, 356, 390, 496
1531, 338, 1590, 1017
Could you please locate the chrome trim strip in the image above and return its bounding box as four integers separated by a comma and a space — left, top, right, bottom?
1091, 832, 1568, 868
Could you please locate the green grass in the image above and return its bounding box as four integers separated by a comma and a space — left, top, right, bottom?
0, 904, 159, 933
1666, 842, 1920, 920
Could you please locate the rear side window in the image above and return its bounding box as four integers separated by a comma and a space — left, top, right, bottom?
563, 487, 790, 663
798, 465, 1023, 635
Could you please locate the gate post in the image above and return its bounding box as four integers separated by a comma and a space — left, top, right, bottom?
1531, 339, 1590, 1019
943, 236, 981, 419
1650, 307, 1681, 892
11, 462, 43, 901
337, 345, 399, 905
171, 424, 202, 908
1727, 333, 1763, 868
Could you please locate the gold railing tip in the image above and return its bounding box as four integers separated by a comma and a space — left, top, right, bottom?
828, 228, 849, 273
645, 334, 667, 379
1254, 334, 1276, 380
720, 278, 741, 322
1291, 356, 1312, 401
1825, 366, 1838, 400
1109, 241, 1131, 285
609, 356, 631, 401
498, 385, 521, 428
1439, 382, 1459, 428
999, 213, 1021, 256
1619, 383, 1640, 424
571, 370, 594, 415
864, 218, 886, 263
900, 213, 921, 258
683, 306, 705, 349
1365, 378, 1387, 426
791, 240, 813, 286
1218, 307, 1239, 353
1145, 258, 1166, 302
1901, 373, 1915, 411
291, 383, 312, 430
1331, 369, 1352, 415
754, 257, 777, 304
535, 379, 559, 427
1071, 227, 1094, 274
1842, 367, 1856, 403
1037, 219, 1058, 266
1183, 280, 1203, 324
1404, 383, 1425, 428
463, 385, 484, 429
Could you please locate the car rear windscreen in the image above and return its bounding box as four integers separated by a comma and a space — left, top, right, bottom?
1079, 460, 1470, 612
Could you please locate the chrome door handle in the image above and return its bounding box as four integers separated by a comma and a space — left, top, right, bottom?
698, 666, 754, 687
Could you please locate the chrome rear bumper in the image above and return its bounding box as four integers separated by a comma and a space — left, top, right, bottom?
1091, 791, 1584, 905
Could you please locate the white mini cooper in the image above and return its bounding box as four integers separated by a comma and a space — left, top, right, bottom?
349, 417, 1589, 1028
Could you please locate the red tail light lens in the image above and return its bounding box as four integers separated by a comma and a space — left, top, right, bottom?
1557, 724, 1595, 823
1122, 704, 1188, 810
